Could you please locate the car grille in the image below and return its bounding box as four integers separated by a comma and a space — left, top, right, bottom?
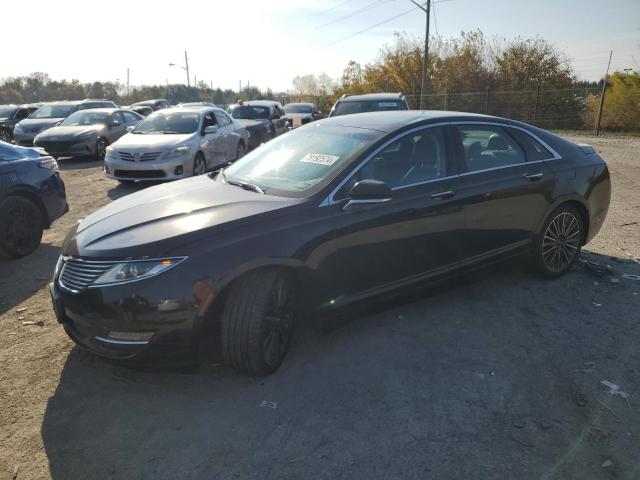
114, 169, 166, 178
118, 151, 162, 162
36, 140, 77, 153
59, 258, 118, 292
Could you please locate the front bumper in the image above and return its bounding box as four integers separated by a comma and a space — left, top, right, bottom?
12, 129, 37, 146
49, 277, 199, 365
104, 153, 192, 181
35, 138, 95, 158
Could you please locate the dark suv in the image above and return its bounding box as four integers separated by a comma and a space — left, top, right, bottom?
0, 104, 41, 143
13, 99, 118, 146
328, 93, 409, 117
0, 142, 68, 258
130, 99, 171, 111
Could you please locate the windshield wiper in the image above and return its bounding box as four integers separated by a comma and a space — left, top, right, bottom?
219, 170, 265, 194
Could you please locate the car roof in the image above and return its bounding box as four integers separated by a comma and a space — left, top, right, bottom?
285, 102, 314, 107
69, 108, 121, 114
132, 99, 166, 105
156, 106, 222, 114
319, 110, 527, 133
339, 93, 405, 102
245, 100, 280, 107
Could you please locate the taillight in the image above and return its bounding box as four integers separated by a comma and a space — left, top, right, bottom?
38, 156, 58, 170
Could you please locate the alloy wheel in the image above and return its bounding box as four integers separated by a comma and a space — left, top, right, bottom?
193, 156, 207, 176
0, 129, 11, 143
262, 276, 294, 369
96, 139, 107, 160
542, 211, 581, 273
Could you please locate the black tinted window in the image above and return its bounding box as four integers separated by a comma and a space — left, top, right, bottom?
457, 125, 525, 172
333, 100, 406, 116
352, 126, 448, 190
507, 128, 554, 161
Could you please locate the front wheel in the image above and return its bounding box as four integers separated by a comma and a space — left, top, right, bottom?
0, 128, 12, 143
533, 205, 583, 277
0, 196, 44, 259
221, 269, 296, 375
236, 141, 246, 160
193, 153, 207, 176
96, 138, 108, 161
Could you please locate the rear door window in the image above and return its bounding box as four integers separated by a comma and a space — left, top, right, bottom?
456, 125, 525, 173
507, 128, 554, 161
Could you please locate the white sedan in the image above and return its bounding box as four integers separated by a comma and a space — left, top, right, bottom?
104, 106, 249, 184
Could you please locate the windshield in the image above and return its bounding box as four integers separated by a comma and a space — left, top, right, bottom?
284, 105, 313, 114
30, 104, 76, 119
0, 107, 17, 118
60, 111, 110, 127
222, 126, 379, 197
333, 100, 406, 116
229, 106, 269, 120
133, 111, 199, 134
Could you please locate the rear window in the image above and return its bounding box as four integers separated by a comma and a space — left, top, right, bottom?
333, 100, 406, 117
507, 128, 554, 161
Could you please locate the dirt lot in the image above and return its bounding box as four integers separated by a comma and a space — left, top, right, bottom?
1, 134, 639, 480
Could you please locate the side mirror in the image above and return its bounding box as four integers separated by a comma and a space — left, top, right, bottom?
204, 125, 218, 135
343, 179, 392, 210
110, 120, 121, 128
126, 125, 135, 133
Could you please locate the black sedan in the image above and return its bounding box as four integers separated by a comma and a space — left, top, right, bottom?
49, 111, 610, 375
0, 141, 68, 258
0, 103, 41, 143
283, 102, 321, 128
227, 102, 287, 149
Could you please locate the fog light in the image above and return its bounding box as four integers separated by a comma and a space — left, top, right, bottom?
174, 165, 184, 175
107, 331, 154, 341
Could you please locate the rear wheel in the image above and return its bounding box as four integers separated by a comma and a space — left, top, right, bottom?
0, 196, 44, 259
533, 205, 583, 277
221, 269, 296, 375
96, 138, 108, 161
193, 153, 207, 176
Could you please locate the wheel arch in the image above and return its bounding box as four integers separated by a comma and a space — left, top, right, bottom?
1, 188, 49, 228
538, 195, 590, 245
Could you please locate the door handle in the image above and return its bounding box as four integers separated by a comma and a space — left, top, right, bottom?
430, 190, 456, 200
523, 172, 544, 181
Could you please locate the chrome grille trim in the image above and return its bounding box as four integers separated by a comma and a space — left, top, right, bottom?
58, 258, 117, 293
118, 151, 162, 162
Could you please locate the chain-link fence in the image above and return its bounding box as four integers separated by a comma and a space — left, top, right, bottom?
277, 87, 638, 133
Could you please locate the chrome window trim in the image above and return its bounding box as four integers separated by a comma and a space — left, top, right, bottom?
319, 120, 562, 206
95, 336, 150, 346
452, 121, 561, 161
321, 122, 450, 206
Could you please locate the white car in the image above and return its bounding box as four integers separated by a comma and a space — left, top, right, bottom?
104, 106, 249, 183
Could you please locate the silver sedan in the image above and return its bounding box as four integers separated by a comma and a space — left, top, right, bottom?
104, 107, 249, 184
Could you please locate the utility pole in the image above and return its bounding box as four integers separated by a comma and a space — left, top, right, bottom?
126, 68, 130, 98
595, 50, 613, 137
194, 75, 197, 89
184, 50, 191, 88
410, 0, 431, 109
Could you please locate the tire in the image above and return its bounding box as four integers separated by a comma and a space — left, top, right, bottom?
0, 196, 44, 259
236, 141, 246, 160
96, 138, 108, 161
221, 269, 297, 375
533, 204, 583, 277
193, 153, 207, 176
0, 128, 12, 143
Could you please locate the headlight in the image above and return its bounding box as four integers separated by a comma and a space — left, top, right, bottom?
104, 146, 115, 161
163, 146, 191, 159
93, 257, 187, 286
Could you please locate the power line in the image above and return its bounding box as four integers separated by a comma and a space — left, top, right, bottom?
325, 5, 419, 46
317, 0, 352, 16
317, 0, 394, 30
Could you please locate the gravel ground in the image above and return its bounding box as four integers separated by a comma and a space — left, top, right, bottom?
0, 134, 639, 480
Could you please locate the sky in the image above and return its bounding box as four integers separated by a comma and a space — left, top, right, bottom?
3, 0, 639, 92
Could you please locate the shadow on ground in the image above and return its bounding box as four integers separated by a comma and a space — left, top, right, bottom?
41, 254, 640, 479
0, 243, 60, 315
107, 181, 162, 200
57, 157, 102, 171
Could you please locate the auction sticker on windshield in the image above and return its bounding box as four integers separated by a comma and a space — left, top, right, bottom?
301, 153, 339, 166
